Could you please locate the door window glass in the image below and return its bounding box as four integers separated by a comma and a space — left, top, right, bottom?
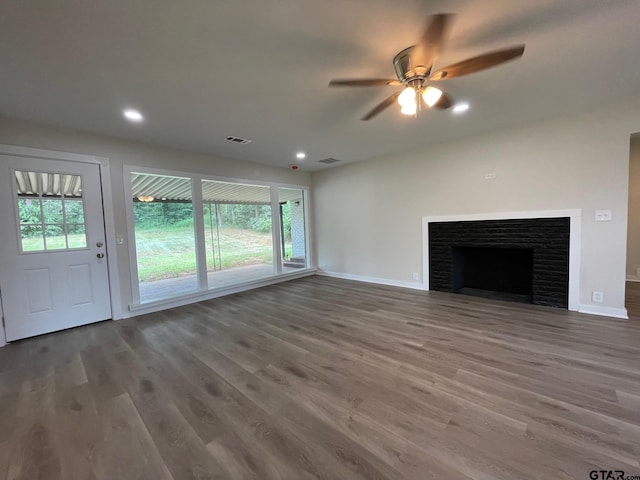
15, 170, 88, 252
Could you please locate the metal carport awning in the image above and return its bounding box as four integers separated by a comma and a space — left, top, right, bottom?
131, 173, 303, 205
15, 171, 83, 197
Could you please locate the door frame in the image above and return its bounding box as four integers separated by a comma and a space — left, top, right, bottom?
0, 144, 120, 346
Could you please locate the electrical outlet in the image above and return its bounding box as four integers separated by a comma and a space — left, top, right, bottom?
595, 209, 612, 222
592, 291, 604, 303
484, 173, 497, 180
412, 272, 419, 281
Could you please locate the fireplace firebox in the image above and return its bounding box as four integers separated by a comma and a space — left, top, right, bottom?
452, 246, 534, 303
429, 218, 570, 308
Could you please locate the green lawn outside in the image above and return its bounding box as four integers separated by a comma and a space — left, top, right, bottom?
136, 225, 286, 282
22, 226, 291, 283
22, 232, 87, 251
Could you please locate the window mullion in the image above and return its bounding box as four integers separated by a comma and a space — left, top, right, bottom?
192, 178, 208, 291
271, 187, 282, 275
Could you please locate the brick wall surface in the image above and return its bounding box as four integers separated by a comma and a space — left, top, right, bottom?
429, 218, 570, 308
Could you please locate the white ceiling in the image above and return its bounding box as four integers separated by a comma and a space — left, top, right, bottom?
2, 0, 640, 172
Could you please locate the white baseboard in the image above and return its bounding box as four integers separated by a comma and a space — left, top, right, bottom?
319, 270, 630, 320
626, 275, 640, 283
577, 304, 628, 320
317, 270, 426, 291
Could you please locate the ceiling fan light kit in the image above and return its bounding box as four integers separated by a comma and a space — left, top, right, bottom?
396, 85, 442, 116
423, 86, 443, 107
400, 102, 417, 116
398, 87, 417, 108
329, 13, 525, 120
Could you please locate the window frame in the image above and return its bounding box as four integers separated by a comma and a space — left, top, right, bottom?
124, 165, 312, 307
11, 168, 90, 254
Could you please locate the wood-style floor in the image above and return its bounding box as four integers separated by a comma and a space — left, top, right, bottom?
1, 275, 640, 480
626, 281, 640, 319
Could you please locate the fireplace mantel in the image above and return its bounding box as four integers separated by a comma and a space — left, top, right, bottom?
422, 209, 581, 311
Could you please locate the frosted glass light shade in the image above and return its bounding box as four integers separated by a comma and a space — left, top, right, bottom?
422, 86, 443, 107
400, 102, 417, 115
398, 87, 416, 107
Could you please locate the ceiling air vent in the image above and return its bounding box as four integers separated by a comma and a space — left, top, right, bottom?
225, 136, 252, 145
318, 157, 341, 165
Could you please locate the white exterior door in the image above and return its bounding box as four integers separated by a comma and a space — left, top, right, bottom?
0, 155, 111, 341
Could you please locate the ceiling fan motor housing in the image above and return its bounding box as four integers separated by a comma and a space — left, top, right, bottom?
393, 46, 430, 83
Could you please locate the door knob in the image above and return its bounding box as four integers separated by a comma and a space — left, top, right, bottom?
96, 242, 104, 248
97, 253, 105, 259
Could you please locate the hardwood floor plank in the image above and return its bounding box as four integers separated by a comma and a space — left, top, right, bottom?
205, 433, 265, 480
0, 392, 20, 444
143, 322, 369, 479
206, 430, 307, 480
140, 321, 382, 479
54, 353, 88, 390
0, 440, 12, 480
115, 322, 234, 445
443, 406, 592, 479
256, 363, 472, 479
99, 393, 174, 480
80, 343, 127, 402
8, 370, 62, 480
52, 382, 104, 480
100, 338, 227, 480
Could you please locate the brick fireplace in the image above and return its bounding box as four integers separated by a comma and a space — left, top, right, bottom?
422, 211, 581, 311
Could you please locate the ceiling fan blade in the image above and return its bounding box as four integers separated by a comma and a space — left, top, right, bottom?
411, 14, 453, 72
361, 92, 401, 121
429, 44, 525, 80
433, 91, 453, 109
329, 79, 402, 87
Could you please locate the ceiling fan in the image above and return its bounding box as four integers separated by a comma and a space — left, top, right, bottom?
329, 14, 525, 120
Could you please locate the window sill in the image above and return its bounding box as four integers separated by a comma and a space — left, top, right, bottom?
126, 267, 316, 316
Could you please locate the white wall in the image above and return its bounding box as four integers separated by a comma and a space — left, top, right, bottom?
626, 138, 640, 278
312, 101, 640, 317
0, 116, 310, 319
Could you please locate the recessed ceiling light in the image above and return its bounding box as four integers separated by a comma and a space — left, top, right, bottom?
452, 103, 470, 114
123, 109, 144, 122
296, 152, 306, 160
